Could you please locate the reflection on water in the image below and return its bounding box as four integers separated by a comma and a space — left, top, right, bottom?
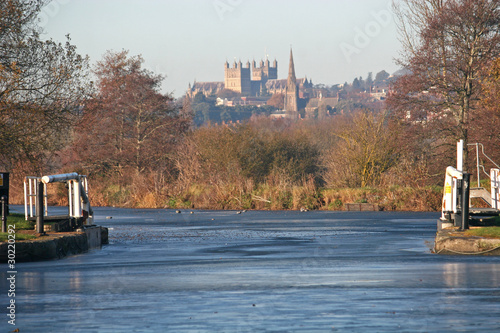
70, 271, 83, 293
443, 263, 465, 288
443, 262, 500, 288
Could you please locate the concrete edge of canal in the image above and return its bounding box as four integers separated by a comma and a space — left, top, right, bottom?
0, 226, 108, 262
434, 228, 500, 255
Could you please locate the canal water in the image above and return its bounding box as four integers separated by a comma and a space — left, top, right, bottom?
2, 207, 500, 332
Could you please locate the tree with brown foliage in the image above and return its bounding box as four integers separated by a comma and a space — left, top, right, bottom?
177, 119, 320, 187
469, 58, 500, 168
323, 109, 398, 188
0, 0, 91, 173
267, 93, 285, 110
390, 0, 500, 172
71, 50, 189, 179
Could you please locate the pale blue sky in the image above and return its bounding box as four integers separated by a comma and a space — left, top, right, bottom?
40, 0, 401, 97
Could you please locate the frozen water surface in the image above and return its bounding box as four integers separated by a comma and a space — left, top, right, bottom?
2, 207, 500, 332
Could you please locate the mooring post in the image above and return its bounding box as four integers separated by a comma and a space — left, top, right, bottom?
461, 173, 471, 230
36, 180, 45, 234
1, 195, 7, 233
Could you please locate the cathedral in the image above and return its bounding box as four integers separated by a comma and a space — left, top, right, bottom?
186, 49, 312, 109
186, 50, 344, 121
224, 58, 277, 96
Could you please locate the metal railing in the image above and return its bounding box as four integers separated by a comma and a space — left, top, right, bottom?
24, 176, 48, 220
23, 174, 92, 223
468, 143, 500, 186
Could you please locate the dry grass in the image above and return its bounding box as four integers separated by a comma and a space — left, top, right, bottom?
8, 168, 443, 212
159, 183, 442, 212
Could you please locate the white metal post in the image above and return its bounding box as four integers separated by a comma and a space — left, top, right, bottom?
73, 180, 82, 218
476, 143, 480, 187
457, 139, 464, 172
491, 169, 500, 210
24, 180, 28, 220
68, 181, 73, 217
29, 178, 33, 218
43, 182, 48, 216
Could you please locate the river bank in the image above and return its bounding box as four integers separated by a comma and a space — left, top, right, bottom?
434, 227, 500, 255
0, 225, 108, 262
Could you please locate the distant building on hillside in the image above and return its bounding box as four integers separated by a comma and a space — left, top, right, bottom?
305, 94, 339, 119
186, 50, 312, 101
370, 86, 388, 100
224, 58, 278, 96
186, 81, 224, 98
265, 77, 313, 96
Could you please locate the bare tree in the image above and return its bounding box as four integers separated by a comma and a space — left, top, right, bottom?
324, 109, 398, 188
392, 0, 446, 59
389, 0, 500, 171
469, 58, 500, 166
72, 50, 189, 178
0, 0, 91, 172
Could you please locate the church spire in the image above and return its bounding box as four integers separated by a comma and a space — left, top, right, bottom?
288, 48, 296, 84
285, 48, 299, 116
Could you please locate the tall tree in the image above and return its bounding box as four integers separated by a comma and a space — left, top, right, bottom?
366, 72, 374, 91
0, 0, 91, 172
72, 50, 189, 178
389, 0, 500, 171
352, 77, 362, 92
324, 109, 397, 188
469, 58, 500, 166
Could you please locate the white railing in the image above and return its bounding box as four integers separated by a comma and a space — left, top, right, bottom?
491, 169, 500, 210
24, 173, 93, 225
24, 176, 48, 220
441, 141, 500, 222
468, 142, 500, 186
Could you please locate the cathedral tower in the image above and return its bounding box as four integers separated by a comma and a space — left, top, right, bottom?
285, 49, 299, 117
251, 58, 278, 83
224, 60, 251, 95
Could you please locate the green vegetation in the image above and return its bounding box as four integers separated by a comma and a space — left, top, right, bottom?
464, 227, 500, 239
5, 213, 33, 230
0, 214, 36, 243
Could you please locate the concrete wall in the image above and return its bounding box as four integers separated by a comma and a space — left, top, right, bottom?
0, 226, 108, 262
